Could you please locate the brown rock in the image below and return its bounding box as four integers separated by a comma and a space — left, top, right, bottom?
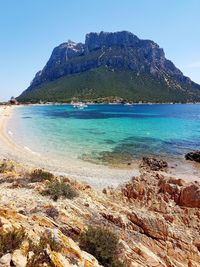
100, 212, 128, 229
159, 178, 180, 201
179, 184, 200, 208
122, 178, 145, 200
163, 214, 174, 223
128, 211, 169, 240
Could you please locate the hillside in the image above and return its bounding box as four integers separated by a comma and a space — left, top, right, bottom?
18, 31, 200, 102
1, 158, 200, 266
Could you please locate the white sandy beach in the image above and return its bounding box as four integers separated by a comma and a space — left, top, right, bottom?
0, 105, 141, 190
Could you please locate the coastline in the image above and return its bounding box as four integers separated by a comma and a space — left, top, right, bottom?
0, 105, 200, 190
0, 105, 140, 190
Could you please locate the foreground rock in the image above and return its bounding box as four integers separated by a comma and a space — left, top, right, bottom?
185, 150, 200, 163
0, 209, 102, 267
179, 183, 200, 208
0, 159, 200, 266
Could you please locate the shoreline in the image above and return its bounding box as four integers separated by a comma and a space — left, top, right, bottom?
0, 105, 140, 190
5, 101, 200, 105
0, 105, 200, 190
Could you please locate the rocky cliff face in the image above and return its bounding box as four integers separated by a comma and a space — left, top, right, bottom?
18, 31, 200, 102
85, 31, 140, 51
31, 31, 190, 86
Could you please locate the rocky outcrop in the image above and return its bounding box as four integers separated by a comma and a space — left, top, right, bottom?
0, 209, 102, 267
185, 150, 200, 163
122, 170, 200, 209
0, 159, 200, 266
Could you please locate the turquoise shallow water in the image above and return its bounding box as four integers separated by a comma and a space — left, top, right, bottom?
8, 104, 200, 165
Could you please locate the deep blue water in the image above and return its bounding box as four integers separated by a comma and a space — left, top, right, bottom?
9, 104, 200, 165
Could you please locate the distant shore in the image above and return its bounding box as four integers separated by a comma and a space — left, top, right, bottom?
2, 101, 200, 106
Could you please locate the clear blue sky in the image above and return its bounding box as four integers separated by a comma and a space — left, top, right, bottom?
0, 0, 200, 101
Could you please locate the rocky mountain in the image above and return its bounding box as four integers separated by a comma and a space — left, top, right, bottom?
18, 31, 200, 102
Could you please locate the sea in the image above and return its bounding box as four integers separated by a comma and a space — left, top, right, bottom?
8, 104, 200, 166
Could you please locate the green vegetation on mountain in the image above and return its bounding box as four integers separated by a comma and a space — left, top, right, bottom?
18, 67, 200, 103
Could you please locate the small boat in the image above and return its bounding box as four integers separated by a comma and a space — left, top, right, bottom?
124, 103, 132, 106
72, 102, 88, 109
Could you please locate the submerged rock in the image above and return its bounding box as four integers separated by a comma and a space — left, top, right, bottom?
185, 150, 200, 163
141, 157, 168, 171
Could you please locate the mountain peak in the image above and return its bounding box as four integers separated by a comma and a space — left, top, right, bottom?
18, 31, 200, 103
85, 31, 140, 52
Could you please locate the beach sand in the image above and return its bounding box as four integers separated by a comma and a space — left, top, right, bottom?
0, 105, 141, 190
0, 105, 199, 190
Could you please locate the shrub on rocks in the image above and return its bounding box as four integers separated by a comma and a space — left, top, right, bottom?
27, 234, 62, 266
0, 228, 26, 257
79, 226, 124, 267
0, 160, 14, 173
42, 180, 78, 201
30, 169, 54, 182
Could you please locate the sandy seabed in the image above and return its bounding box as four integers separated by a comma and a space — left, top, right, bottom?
0, 105, 199, 190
